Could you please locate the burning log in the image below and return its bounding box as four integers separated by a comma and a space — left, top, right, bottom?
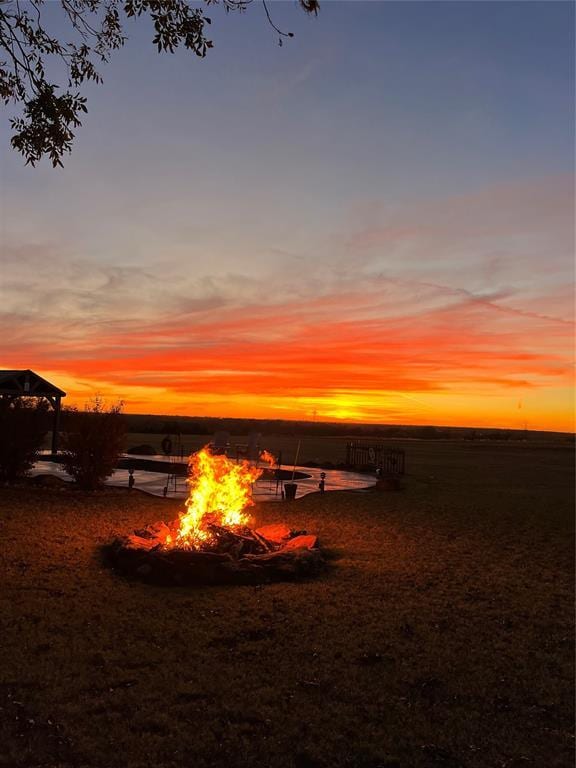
251, 530, 276, 553
282, 534, 318, 550
253, 523, 292, 544
102, 446, 325, 586
103, 522, 324, 586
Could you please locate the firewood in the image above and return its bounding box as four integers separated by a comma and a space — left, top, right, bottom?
251, 530, 277, 552
282, 534, 318, 550
103, 519, 324, 586
125, 534, 159, 551
254, 524, 292, 543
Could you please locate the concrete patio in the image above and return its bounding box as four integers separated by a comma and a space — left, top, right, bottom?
31, 454, 375, 501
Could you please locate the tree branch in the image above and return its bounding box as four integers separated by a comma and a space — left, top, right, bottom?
1, 0, 319, 166
261, 0, 293, 40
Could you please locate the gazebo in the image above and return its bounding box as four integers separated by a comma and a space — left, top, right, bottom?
0, 370, 66, 455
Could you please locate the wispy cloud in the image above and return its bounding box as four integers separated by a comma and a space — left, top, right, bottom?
1, 175, 573, 429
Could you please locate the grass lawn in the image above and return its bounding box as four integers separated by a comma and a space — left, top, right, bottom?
0, 441, 574, 768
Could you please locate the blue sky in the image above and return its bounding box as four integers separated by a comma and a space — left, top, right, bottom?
1, 1, 574, 429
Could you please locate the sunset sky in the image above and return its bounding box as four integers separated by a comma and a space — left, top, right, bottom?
1, 1, 574, 431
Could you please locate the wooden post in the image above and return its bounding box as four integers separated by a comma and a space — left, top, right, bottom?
51, 396, 61, 455
291, 440, 301, 482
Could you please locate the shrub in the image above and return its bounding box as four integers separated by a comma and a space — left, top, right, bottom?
62, 398, 125, 490
0, 398, 49, 484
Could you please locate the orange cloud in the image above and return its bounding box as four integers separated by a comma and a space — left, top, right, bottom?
2, 176, 573, 431
2, 277, 573, 430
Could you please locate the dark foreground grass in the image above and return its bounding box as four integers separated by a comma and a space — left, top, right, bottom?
0, 442, 574, 768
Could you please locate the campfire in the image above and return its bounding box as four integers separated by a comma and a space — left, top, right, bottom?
105, 447, 324, 585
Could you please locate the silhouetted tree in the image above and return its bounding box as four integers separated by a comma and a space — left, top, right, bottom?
62, 397, 125, 490
0, 397, 49, 483
0, 0, 319, 167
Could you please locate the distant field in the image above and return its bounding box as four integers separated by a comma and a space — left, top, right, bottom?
125, 432, 575, 486
125, 432, 355, 465
1, 441, 574, 767
124, 431, 573, 470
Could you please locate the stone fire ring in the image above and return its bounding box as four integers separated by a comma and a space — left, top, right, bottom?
102, 523, 325, 586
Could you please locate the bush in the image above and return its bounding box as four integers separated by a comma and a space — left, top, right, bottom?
62, 399, 125, 490
0, 398, 49, 484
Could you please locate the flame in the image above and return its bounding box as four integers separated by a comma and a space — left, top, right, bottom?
259, 449, 277, 468
175, 446, 275, 549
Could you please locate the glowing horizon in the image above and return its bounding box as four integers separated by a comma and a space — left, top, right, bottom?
2, 233, 573, 433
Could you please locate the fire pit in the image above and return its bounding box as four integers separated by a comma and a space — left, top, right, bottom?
104, 447, 325, 586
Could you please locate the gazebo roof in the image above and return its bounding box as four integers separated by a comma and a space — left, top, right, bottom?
0, 370, 66, 398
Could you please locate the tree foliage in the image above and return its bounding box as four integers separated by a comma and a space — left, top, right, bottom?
62, 397, 125, 490
0, 0, 319, 167
0, 397, 49, 484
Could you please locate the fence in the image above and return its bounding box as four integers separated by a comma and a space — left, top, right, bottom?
345, 442, 405, 475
